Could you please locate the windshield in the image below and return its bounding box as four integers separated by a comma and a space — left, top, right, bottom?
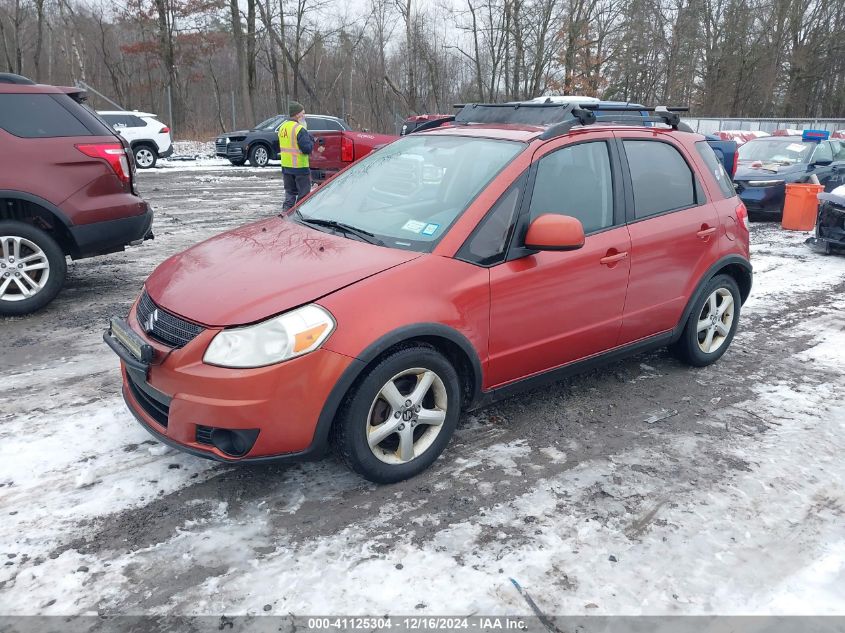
738, 139, 814, 164
293, 135, 524, 252
256, 115, 284, 130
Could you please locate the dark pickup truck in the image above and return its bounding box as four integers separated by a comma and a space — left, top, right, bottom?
215, 114, 397, 182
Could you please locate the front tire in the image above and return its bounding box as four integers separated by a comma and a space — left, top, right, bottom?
331, 345, 461, 484
0, 221, 67, 316
248, 144, 270, 167
133, 144, 158, 169
229, 158, 246, 166
670, 274, 741, 367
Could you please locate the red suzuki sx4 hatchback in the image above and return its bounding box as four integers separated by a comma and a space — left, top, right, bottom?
105, 103, 751, 483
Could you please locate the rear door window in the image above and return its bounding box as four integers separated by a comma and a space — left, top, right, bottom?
623, 140, 697, 218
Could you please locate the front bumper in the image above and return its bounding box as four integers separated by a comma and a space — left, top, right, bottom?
107, 304, 356, 462
215, 140, 246, 162
736, 181, 786, 215
69, 202, 153, 259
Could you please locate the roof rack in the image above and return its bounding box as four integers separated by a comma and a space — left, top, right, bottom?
409, 101, 690, 139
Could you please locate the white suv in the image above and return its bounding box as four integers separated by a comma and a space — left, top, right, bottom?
98, 111, 173, 168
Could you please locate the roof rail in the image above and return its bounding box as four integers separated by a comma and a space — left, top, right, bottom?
0, 73, 35, 85
408, 101, 691, 138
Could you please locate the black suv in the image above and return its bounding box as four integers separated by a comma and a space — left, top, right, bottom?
215, 114, 348, 167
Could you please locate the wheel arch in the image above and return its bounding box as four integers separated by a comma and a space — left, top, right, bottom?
311, 324, 484, 453
130, 139, 158, 152
0, 192, 76, 256
671, 255, 752, 343
248, 140, 272, 155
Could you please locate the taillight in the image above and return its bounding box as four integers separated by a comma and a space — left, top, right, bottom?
731, 150, 738, 178
160, 126, 170, 134
736, 202, 749, 231
75, 143, 131, 185
340, 136, 354, 162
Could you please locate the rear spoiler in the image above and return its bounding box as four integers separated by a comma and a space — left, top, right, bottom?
56, 86, 88, 103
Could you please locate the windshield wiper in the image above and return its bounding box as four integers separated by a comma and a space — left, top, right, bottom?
294, 211, 384, 246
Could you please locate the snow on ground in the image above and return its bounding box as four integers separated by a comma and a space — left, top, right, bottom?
1, 170, 844, 617
157, 156, 276, 172
170, 140, 215, 159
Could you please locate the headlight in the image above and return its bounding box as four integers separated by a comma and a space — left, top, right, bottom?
203, 304, 335, 368
747, 180, 784, 186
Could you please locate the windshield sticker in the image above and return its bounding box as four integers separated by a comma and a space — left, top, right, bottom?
402, 220, 426, 233
786, 143, 805, 153
422, 223, 440, 236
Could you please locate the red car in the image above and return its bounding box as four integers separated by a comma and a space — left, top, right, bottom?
106, 103, 751, 483
0, 73, 152, 315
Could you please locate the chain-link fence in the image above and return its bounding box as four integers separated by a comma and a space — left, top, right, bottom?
683, 117, 845, 135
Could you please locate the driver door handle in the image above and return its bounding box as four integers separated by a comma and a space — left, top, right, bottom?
600, 251, 628, 266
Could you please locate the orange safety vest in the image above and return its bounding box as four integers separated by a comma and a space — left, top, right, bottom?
278, 119, 309, 169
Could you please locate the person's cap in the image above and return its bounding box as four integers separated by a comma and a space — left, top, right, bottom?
289, 101, 305, 117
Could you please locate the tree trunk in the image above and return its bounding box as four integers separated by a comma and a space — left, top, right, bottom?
246, 0, 257, 121
230, 0, 253, 127
33, 0, 44, 81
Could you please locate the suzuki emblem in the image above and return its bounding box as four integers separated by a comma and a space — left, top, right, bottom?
145, 308, 159, 333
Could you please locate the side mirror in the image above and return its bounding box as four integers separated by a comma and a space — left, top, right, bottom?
813, 159, 833, 166
524, 214, 585, 251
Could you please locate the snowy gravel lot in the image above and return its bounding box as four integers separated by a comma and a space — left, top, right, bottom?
1, 160, 844, 617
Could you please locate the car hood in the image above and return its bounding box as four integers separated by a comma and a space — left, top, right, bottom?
220, 129, 255, 138
735, 162, 807, 181
145, 218, 420, 327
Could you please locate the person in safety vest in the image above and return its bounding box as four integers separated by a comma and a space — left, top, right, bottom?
278, 101, 324, 209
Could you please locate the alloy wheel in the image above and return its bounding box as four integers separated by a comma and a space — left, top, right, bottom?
135, 147, 155, 168
254, 146, 268, 166
696, 288, 734, 354
366, 368, 448, 464
0, 236, 51, 302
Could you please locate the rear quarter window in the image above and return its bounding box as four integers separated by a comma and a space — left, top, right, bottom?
696, 141, 736, 199
0, 93, 103, 138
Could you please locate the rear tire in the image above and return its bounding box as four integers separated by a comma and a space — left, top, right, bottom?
133, 143, 158, 169
248, 144, 270, 167
670, 274, 741, 367
331, 345, 461, 484
0, 221, 66, 316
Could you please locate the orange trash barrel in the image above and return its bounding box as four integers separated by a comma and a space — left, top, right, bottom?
782, 183, 824, 231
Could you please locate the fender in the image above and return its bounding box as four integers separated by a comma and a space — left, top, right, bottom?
0, 190, 74, 226
130, 139, 162, 154
671, 254, 753, 343
310, 323, 485, 452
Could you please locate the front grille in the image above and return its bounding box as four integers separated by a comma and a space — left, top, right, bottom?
126, 372, 169, 428
136, 291, 204, 348
196, 425, 214, 446
215, 138, 228, 155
